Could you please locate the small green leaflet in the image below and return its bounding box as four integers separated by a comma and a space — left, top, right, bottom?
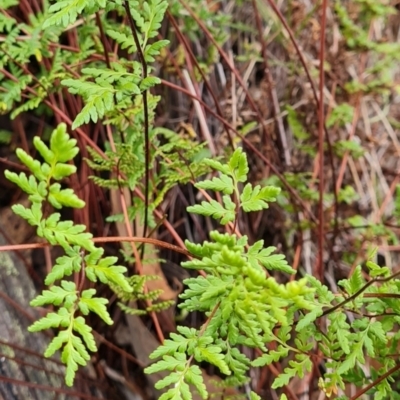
48, 184, 85, 209
155, 371, 184, 390
61, 79, 115, 129
247, 242, 294, 274
240, 184, 280, 212
106, 30, 136, 53
12, 202, 42, 226
30, 280, 77, 308
45, 330, 71, 358
62, 334, 91, 386
147, 361, 208, 400
224, 346, 250, 376
203, 158, 230, 175
48, 123, 79, 162
251, 346, 289, 367
187, 197, 235, 224
28, 307, 71, 332
15, 148, 46, 181
271, 368, 295, 389
149, 333, 189, 359
43, 0, 105, 28
185, 365, 208, 399
40, 220, 96, 252
271, 356, 312, 389
40, 315, 96, 387
78, 289, 113, 325
140, 76, 161, 91
85, 256, 132, 292
328, 312, 351, 354
145, 353, 187, 374
33, 136, 55, 164
4, 171, 40, 197
144, 39, 170, 62
228, 147, 248, 182
194, 345, 230, 375
339, 265, 365, 295
72, 316, 97, 352
250, 392, 261, 400
45, 246, 82, 285
296, 307, 323, 331
336, 344, 362, 375
195, 174, 234, 195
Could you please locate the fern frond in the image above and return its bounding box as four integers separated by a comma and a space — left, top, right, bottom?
43, 0, 105, 28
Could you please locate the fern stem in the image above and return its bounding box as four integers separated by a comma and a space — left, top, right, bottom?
123, 0, 150, 253
0, 236, 193, 257
321, 269, 400, 317
95, 12, 111, 69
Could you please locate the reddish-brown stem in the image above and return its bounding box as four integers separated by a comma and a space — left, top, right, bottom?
350, 363, 400, 400
0, 236, 192, 257
317, 0, 328, 282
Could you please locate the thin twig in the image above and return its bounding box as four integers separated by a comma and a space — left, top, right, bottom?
317, 0, 328, 282
123, 1, 150, 248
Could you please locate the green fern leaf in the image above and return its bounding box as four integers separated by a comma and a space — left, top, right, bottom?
194, 345, 230, 375
106, 30, 136, 53
145, 353, 187, 374
250, 392, 261, 400
179, 276, 225, 311
30, 281, 77, 308
0, 11, 17, 31
159, 381, 190, 400
62, 334, 91, 386
144, 39, 169, 61
49, 123, 79, 162
339, 265, 365, 295
195, 174, 234, 195
224, 346, 250, 377
43, 0, 103, 28
12, 202, 42, 226
187, 197, 235, 224
0, 73, 32, 112
155, 371, 183, 390
240, 184, 280, 212
184, 240, 214, 259
142, 0, 168, 42
203, 158, 230, 175
252, 346, 289, 367
185, 365, 207, 399
72, 316, 97, 352
228, 147, 248, 182
45, 246, 82, 285
11, 96, 43, 119
78, 289, 113, 325
33, 136, 56, 164
85, 256, 132, 292
28, 307, 71, 332
296, 307, 323, 331
61, 79, 115, 129
15, 148, 46, 181
52, 163, 77, 180
307, 276, 335, 304
40, 220, 95, 252
247, 243, 294, 274
4, 171, 42, 198
149, 331, 192, 359
271, 369, 295, 389
140, 76, 161, 91
368, 320, 387, 344
336, 347, 359, 375
44, 330, 69, 358
48, 184, 85, 209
